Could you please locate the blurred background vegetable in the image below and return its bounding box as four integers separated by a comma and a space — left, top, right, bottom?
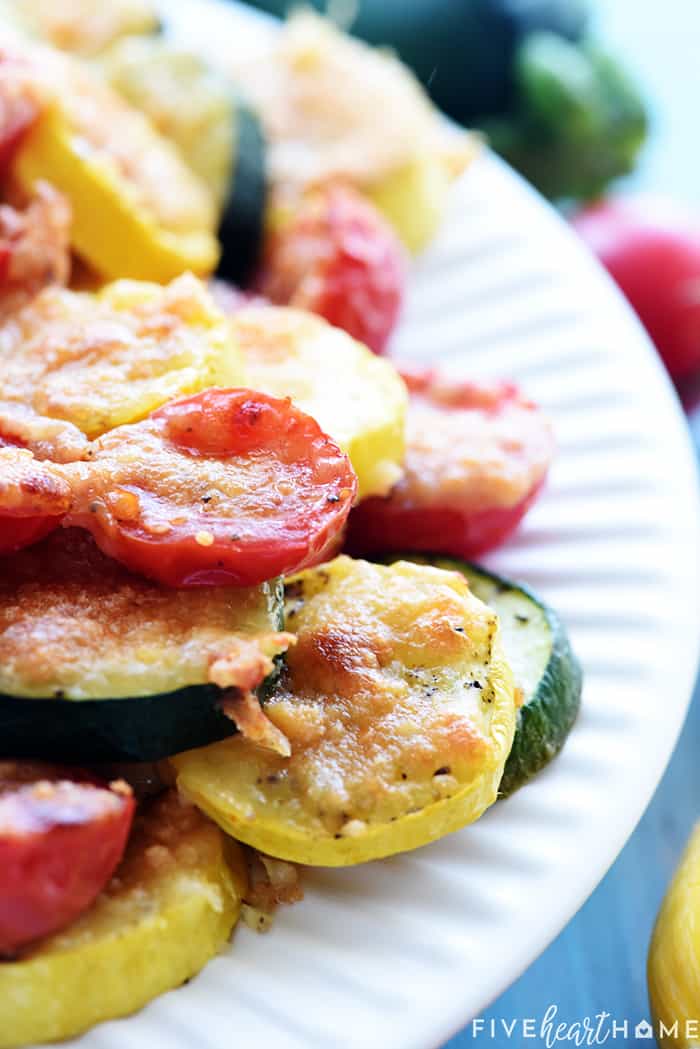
241, 0, 647, 205
572, 198, 700, 384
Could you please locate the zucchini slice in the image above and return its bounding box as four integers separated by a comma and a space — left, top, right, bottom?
0, 275, 243, 439
11, 43, 218, 281
173, 556, 516, 866
233, 305, 407, 500
0, 790, 245, 1049
0, 529, 287, 762
102, 36, 267, 286
383, 555, 582, 796
217, 102, 267, 287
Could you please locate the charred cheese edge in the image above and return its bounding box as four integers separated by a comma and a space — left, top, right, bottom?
0, 275, 243, 439
173, 556, 516, 866
234, 306, 407, 500
0, 791, 245, 1049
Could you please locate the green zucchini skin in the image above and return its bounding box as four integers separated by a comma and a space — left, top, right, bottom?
377, 553, 582, 796
217, 103, 267, 287
0, 668, 281, 765
0, 573, 285, 765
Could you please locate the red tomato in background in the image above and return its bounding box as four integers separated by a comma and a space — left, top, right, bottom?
0, 763, 134, 954
572, 198, 700, 383
255, 184, 406, 355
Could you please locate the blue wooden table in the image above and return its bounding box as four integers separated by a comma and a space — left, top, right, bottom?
447, 3, 700, 1045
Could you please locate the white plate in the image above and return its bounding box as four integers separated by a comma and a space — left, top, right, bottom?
64, 3, 700, 1048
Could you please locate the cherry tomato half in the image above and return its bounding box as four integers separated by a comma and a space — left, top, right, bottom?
572, 197, 700, 383
345, 367, 553, 559
0, 762, 134, 954
0, 440, 70, 555
66, 388, 357, 587
255, 184, 406, 355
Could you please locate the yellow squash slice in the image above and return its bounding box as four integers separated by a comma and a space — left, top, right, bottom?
231, 11, 475, 253
368, 152, 464, 256
648, 822, 700, 1047
234, 306, 407, 500
12, 42, 218, 281
173, 556, 516, 866
0, 790, 246, 1049
0, 274, 243, 438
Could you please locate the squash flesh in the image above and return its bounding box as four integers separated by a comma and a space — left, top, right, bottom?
173, 556, 516, 865
234, 306, 407, 500
0, 275, 243, 439
0, 790, 245, 1049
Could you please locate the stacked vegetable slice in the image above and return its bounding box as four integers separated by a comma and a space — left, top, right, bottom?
0, 10, 584, 1047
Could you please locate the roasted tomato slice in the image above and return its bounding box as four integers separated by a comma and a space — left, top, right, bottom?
66, 388, 358, 587
0, 441, 71, 554
0, 762, 134, 954
255, 184, 406, 355
345, 367, 553, 559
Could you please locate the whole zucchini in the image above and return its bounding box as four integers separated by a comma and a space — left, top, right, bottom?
380, 554, 582, 796
0, 529, 287, 762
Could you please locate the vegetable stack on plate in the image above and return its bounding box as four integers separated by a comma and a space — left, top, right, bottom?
0, 3, 582, 1046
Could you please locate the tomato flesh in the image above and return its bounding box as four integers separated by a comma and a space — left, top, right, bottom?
345, 367, 552, 559
255, 184, 406, 355
66, 388, 357, 587
0, 763, 134, 955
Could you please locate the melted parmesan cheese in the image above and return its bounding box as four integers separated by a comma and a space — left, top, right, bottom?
231, 11, 471, 192
0, 401, 87, 463
0, 529, 285, 699
103, 37, 235, 208
0, 275, 242, 438
0, 0, 159, 57
234, 306, 406, 499
0, 446, 71, 516
10, 35, 215, 234
174, 556, 516, 861
398, 381, 554, 513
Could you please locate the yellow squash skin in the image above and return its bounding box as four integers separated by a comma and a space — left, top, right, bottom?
173, 557, 516, 866
368, 153, 462, 256
233, 305, 407, 500
0, 791, 245, 1049
0, 274, 242, 439
12, 45, 218, 281
649, 823, 700, 1047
